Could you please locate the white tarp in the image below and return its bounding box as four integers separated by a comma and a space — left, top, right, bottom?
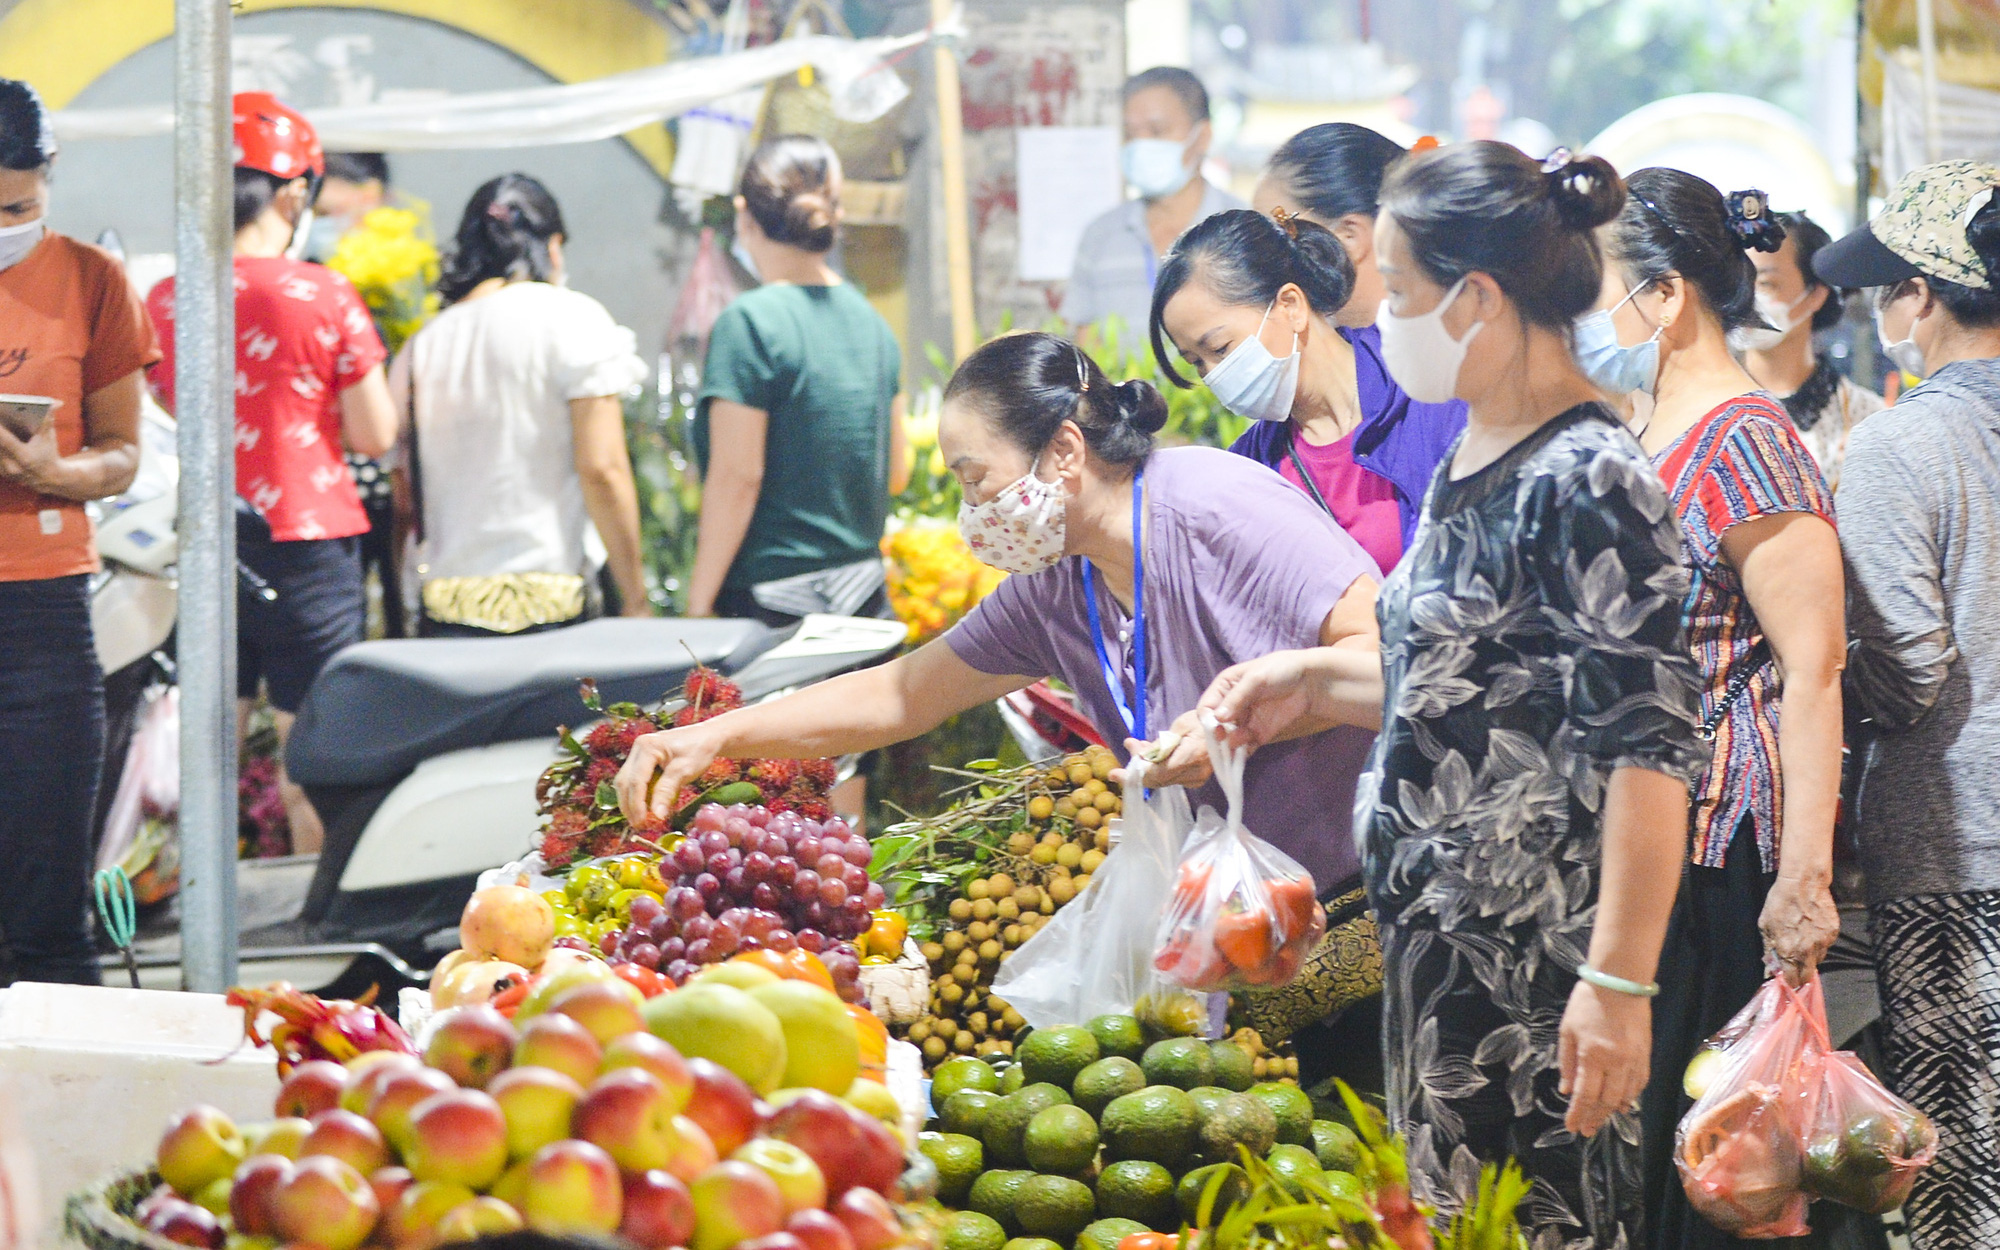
1880, 54, 2000, 187
50, 26, 940, 150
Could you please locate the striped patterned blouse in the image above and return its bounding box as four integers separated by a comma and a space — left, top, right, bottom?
1655, 394, 1834, 870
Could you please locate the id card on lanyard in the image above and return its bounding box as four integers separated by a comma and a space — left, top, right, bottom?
1081, 468, 1146, 742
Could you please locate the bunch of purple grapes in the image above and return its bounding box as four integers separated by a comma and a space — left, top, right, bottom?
602, 804, 882, 1003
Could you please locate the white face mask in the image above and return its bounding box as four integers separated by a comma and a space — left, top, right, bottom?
1203, 301, 1300, 423
0, 216, 46, 272
1375, 276, 1481, 404
731, 238, 760, 283
285, 207, 315, 261
1733, 290, 1813, 353
1572, 283, 1662, 396
1121, 136, 1196, 200
1873, 303, 1927, 378
957, 457, 1068, 574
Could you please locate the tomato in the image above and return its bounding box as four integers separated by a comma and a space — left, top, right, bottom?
1172, 864, 1212, 911
1213, 909, 1275, 971
489, 977, 534, 1017
1118, 1233, 1179, 1250
1268, 875, 1320, 943
610, 962, 669, 998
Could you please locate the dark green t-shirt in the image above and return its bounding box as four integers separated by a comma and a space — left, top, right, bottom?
694, 283, 901, 589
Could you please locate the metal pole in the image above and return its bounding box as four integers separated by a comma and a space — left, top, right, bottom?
175, 0, 238, 993
1914, 0, 1942, 163
930, 0, 976, 362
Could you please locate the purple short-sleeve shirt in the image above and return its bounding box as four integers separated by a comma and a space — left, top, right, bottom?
944, 446, 1379, 891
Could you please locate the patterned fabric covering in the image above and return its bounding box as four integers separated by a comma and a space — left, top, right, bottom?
1654, 395, 1832, 872
420, 571, 586, 634
1361, 404, 1703, 1248
1871, 891, 2000, 1250
1866, 159, 2000, 291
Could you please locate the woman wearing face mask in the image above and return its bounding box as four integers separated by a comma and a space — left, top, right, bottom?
1151, 208, 1463, 575
1811, 160, 2000, 1250
390, 173, 651, 636
1738, 210, 1885, 491
1586, 169, 1846, 1250
1191, 144, 1704, 1244
617, 331, 1381, 906
1252, 123, 1407, 328
0, 79, 159, 985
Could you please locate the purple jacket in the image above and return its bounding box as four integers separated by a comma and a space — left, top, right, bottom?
1229, 324, 1466, 555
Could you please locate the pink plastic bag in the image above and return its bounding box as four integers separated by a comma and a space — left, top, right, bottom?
666, 226, 743, 365
1150, 718, 1324, 993
1676, 975, 1821, 1237
1800, 1041, 1937, 1214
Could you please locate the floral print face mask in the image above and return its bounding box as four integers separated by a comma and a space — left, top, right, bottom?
957, 457, 1068, 574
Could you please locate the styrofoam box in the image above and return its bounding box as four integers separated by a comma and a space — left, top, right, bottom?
0, 983, 280, 1246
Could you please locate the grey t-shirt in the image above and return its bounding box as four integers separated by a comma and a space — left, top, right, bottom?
1839, 357, 2000, 901
1059, 181, 1246, 345
944, 446, 1379, 891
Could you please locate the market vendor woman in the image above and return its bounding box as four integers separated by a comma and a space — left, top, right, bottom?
619, 330, 1378, 907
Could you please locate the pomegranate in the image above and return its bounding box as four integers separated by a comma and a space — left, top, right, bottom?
459, 884, 555, 968
434, 959, 532, 1008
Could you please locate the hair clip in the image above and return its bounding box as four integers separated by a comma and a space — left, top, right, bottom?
1411, 135, 1441, 153
1540, 147, 1575, 174
1073, 343, 1089, 393
486, 201, 518, 225
1270, 206, 1300, 240
1724, 189, 1785, 252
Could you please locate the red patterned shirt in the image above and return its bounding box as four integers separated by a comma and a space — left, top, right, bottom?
1655, 394, 1834, 870
147, 257, 384, 541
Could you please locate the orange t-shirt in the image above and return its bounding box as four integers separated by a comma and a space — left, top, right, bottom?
0, 232, 161, 582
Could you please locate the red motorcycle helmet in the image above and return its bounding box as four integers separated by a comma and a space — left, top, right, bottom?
232, 91, 323, 182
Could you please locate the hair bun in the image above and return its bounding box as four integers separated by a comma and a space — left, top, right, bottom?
1542, 150, 1626, 231
1725, 189, 1787, 253
1111, 378, 1169, 435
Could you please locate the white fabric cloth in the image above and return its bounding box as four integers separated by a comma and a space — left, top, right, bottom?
49, 27, 938, 149
1880, 55, 2000, 187
390, 283, 647, 582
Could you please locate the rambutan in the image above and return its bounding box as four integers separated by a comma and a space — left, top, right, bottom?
672, 705, 702, 728
548, 808, 589, 836
749, 758, 802, 789
698, 758, 743, 789
584, 758, 620, 789
684, 666, 742, 711
765, 796, 798, 817
799, 799, 833, 823
801, 757, 838, 788
614, 718, 659, 752
584, 721, 623, 754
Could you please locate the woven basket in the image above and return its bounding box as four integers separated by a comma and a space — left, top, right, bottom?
64, 1168, 182, 1250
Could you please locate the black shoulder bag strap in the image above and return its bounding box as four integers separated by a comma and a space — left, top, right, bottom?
403, 337, 426, 546
1284, 427, 1338, 520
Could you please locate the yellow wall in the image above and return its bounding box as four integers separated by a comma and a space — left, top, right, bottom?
0, 0, 676, 176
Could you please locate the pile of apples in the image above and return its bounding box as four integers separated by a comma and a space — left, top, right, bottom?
135, 979, 912, 1250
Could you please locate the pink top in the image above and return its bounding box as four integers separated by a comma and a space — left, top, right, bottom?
1277, 428, 1404, 575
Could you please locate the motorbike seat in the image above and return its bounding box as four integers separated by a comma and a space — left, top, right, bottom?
285, 618, 775, 787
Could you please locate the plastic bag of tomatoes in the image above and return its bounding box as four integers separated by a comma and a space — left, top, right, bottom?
1151, 718, 1323, 992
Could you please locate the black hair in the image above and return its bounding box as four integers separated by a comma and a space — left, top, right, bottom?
233, 168, 288, 232
739, 134, 840, 253
1265, 123, 1405, 221
1921, 191, 2000, 328
1377, 141, 1626, 331
322, 151, 389, 187
1124, 67, 1210, 123
1610, 168, 1786, 333
0, 79, 55, 172
438, 173, 566, 305
1148, 209, 1355, 386
944, 332, 1168, 472
1773, 211, 1846, 333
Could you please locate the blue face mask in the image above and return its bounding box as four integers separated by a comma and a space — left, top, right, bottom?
1121, 137, 1196, 200
1573, 284, 1662, 395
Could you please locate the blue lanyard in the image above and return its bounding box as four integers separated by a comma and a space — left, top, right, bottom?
1081, 468, 1146, 742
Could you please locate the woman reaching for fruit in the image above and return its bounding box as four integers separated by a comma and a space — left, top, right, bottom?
1193, 143, 1704, 1246
619, 329, 1379, 901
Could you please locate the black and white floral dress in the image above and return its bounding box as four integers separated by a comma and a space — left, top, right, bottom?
1356, 404, 1706, 1250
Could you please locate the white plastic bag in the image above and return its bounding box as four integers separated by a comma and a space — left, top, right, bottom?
96, 684, 179, 883
990, 761, 1191, 1028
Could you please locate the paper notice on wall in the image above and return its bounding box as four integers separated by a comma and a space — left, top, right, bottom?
1015, 126, 1123, 282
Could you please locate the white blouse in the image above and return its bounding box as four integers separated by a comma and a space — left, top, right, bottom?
390, 282, 647, 582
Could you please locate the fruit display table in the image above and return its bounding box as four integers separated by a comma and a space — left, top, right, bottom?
0, 983, 278, 1245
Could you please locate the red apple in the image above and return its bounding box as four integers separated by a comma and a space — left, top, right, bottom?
763, 1091, 899, 1197
600, 1033, 694, 1113
572, 1068, 688, 1174
733, 1139, 827, 1214
434, 1196, 525, 1242
403, 1090, 508, 1190
688, 1161, 786, 1250
242, 1117, 313, 1160
513, 1014, 604, 1086
340, 1053, 425, 1115
275, 1061, 346, 1120
228, 1155, 294, 1236
144, 1196, 224, 1249
369, 1068, 460, 1154
487, 1066, 585, 1162
683, 1058, 763, 1156
301, 1110, 391, 1176
618, 1169, 696, 1250
660, 1115, 720, 1184
739, 1235, 809, 1250
550, 979, 646, 1045
832, 1188, 900, 1250
519, 1139, 622, 1235
423, 1005, 517, 1089
788, 1208, 858, 1250
368, 1167, 413, 1222
383, 1180, 476, 1249
270, 1156, 381, 1250
158, 1105, 248, 1197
